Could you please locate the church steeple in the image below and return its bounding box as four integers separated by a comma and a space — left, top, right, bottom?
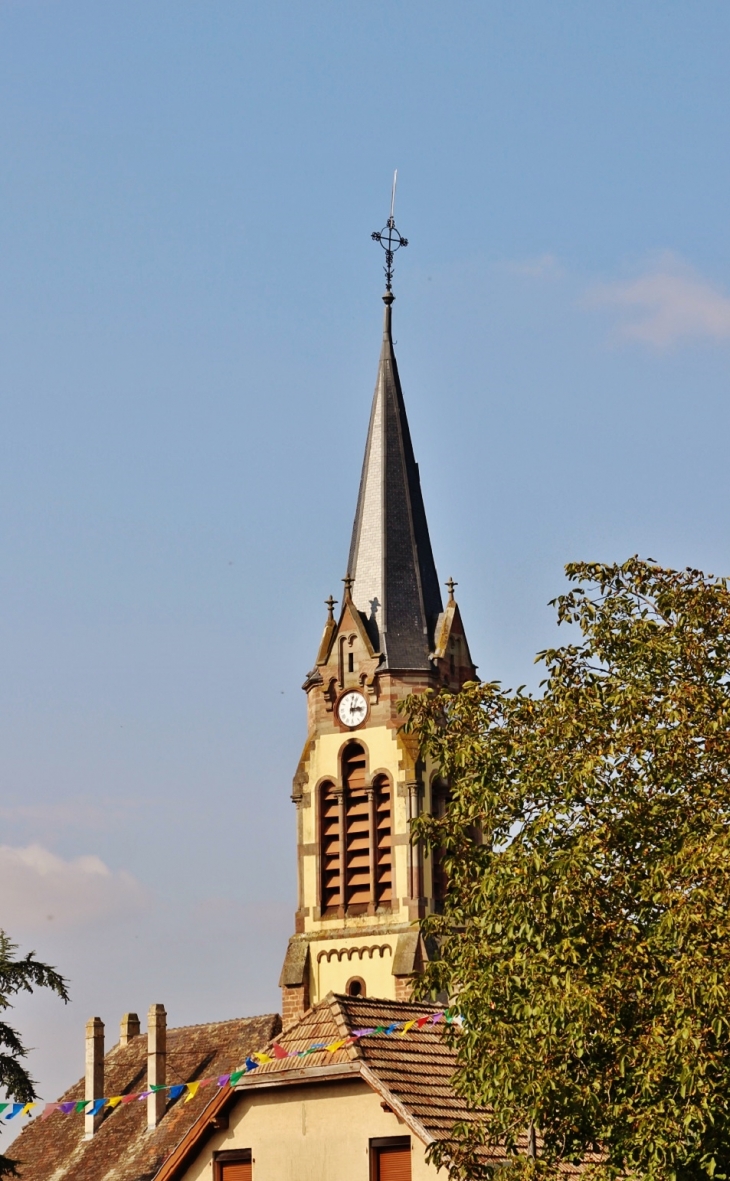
280, 199, 477, 1028
347, 293, 442, 669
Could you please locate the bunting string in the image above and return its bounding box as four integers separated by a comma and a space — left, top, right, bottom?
0, 1008, 460, 1123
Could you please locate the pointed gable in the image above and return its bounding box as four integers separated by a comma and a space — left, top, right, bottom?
347, 294, 443, 670
432, 585, 478, 689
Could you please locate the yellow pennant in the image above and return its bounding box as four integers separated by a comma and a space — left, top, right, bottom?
185, 1083, 200, 1103
253, 1053, 273, 1064
399, 1021, 416, 1037
107, 1097, 123, 1109
325, 1039, 347, 1053
21, 1103, 36, 1117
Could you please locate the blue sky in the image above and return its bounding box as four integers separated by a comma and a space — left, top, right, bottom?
2, 0, 730, 1123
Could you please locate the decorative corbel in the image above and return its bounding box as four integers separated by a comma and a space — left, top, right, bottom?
323, 676, 338, 712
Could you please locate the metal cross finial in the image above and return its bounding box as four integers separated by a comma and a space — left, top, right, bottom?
342, 574, 355, 597
371, 170, 408, 293
325, 595, 337, 620
446, 577, 458, 603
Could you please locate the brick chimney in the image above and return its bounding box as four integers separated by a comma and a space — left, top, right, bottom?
84, 1017, 104, 1140
119, 1012, 140, 1045
147, 1003, 166, 1129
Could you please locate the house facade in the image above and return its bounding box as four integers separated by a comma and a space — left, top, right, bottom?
154, 995, 486, 1181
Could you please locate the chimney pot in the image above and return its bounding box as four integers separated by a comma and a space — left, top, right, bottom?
147, 1004, 167, 1130
84, 1017, 104, 1140
119, 1012, 140, 1046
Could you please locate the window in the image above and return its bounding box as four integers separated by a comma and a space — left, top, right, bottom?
370, 1137, 411, 1181
319, 747, 393, 917
348, 651, 355, 672
346, 976, 366, 997
213, 1149, 252, 1181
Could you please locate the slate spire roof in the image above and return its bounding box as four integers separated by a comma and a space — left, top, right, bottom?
347, 293, 443, 670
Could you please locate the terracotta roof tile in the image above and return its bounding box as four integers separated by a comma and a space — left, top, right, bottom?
10, 1013, 280, 1181
238, 996, 591, 1174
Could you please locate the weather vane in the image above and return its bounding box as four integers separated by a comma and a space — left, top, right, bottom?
371, 170, 408, 293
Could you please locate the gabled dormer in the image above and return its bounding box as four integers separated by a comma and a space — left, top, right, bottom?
432, 578, 478, 689
305, 583, 382, 714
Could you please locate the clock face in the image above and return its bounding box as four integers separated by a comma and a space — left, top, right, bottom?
338, 690, 368, 728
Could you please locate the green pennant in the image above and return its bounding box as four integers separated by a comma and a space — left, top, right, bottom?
229, 1070, 244, 1085
75, 1101, 88, 1113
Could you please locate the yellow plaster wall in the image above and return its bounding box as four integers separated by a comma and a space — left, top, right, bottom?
311, 937, 398, 1000
181, 1079, 438, 1181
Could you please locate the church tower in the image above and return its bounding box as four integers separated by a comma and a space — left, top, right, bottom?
279, 211, 476, 1027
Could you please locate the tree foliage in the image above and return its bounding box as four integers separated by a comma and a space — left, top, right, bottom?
408, 559, 730, 1181
0, 934, 68, 1177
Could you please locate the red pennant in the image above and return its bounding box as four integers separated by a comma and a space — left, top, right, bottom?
272, 1044, 289, 1060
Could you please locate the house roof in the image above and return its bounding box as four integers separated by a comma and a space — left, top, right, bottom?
155, 994, 488, 1180
239, 993, 473, 1144
347, 294, 443, 670
9, 1012, 280, 1181
156, 995, 596, 1181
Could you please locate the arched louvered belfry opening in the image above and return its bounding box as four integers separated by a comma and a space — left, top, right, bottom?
319, 745, 394, 918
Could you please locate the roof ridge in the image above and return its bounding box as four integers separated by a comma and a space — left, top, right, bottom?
331, 994, 437, 1009
102, 1012, 278, 1053
162, 1012, 279, 1035
327, 993, 364, 1060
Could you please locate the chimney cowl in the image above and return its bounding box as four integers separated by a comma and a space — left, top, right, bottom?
119, 1012, 140, 1046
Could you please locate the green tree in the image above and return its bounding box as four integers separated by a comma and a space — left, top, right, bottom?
0, 933, 68, 1177
408, 559, 730, 1181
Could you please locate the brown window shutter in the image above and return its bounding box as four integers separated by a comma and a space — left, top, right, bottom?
377, 1146, 411, 1181
220, 1164, 251, 1181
